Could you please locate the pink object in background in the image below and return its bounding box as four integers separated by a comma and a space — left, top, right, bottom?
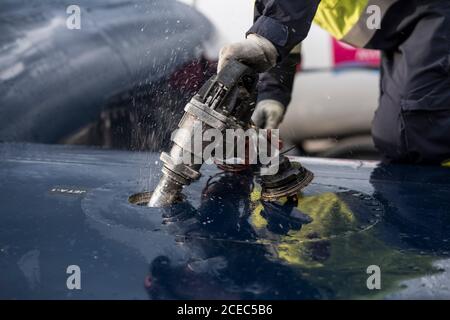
332, 38, 380, 67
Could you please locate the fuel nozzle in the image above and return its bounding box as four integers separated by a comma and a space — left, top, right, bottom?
148, 60, 314, 208
148, 60, 258, 207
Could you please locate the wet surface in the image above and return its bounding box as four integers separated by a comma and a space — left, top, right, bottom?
1, 143, 450, 299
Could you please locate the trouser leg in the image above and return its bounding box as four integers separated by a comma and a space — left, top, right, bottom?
372, 1, 450, 165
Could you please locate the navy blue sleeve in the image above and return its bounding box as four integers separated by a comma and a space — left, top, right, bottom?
247, 0, 321, 60
257, 50, 301, 108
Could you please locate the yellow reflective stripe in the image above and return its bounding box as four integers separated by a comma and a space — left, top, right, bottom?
442, 160, 450, 168
249, 185, 268, 229
342, 0, 399, 47
250, 203, 268, 229
314, 0, 399, 47
313, 0, 369, 41
278, 192, 355, 268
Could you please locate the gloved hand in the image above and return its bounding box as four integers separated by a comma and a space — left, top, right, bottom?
218, 34, 278, 73
252, 99, 285, 129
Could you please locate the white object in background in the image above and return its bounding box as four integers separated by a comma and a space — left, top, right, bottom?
177, 0, 253, 60
281, 69, 379, 142
301, 25, 333, 70
178, 0, 253, 43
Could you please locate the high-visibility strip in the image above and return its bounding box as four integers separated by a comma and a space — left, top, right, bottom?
341, 0, 399, 47
442, 160, 450, 168
313, 0, 369, 41
314, 0, 399, 48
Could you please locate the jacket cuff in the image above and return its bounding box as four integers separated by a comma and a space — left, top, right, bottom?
257, 92, 289, 109
247, 16, 290, 60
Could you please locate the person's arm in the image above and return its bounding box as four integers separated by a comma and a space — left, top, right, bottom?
248, 0, 320, 61
218, 0, 319, 128
252, 45, 301, 129
218, 0, 320, 72
257, 46, 301, 107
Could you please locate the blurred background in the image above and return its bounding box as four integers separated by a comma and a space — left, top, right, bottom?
0, 0, 382, 160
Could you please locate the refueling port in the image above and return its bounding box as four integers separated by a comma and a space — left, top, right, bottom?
128, 192, 153, 206
129, 191, 185, 207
